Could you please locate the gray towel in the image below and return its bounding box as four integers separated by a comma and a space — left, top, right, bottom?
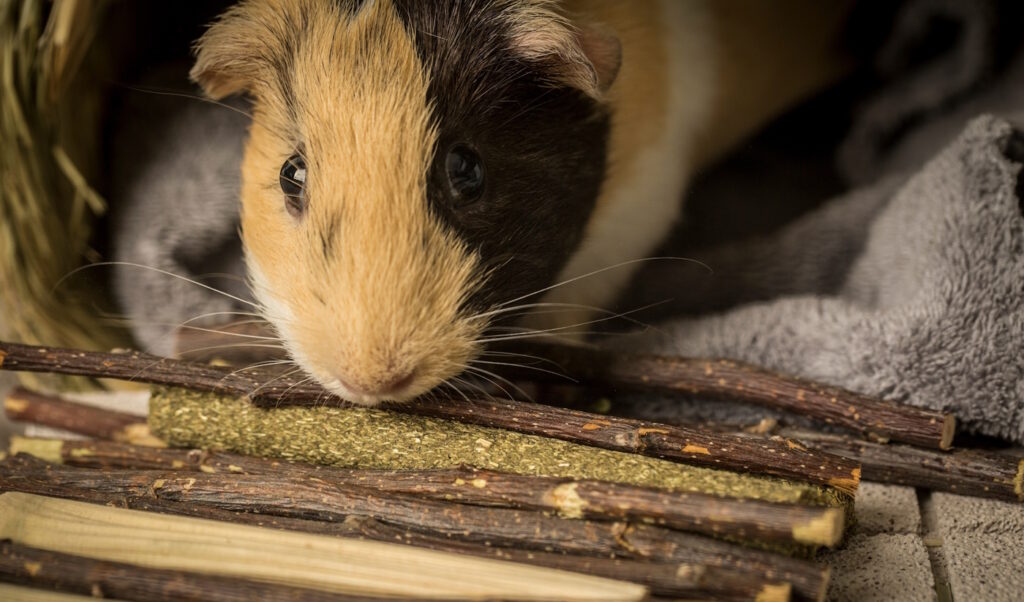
621, 115, 1024, 442
614, 0, 1024, 443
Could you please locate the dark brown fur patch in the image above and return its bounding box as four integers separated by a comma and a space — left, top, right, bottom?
391, 1, 612, 314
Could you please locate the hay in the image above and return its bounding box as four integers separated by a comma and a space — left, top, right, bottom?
0, 0, 127, 389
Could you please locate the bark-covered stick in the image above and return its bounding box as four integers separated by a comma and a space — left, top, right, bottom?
394, 395, 860, 495
775, 430, 1024, 503
621, 413, 1024, 504
0, 342, 860, 494
13, 437, 845, 547
0, 541, 440, 602
5, 387, 844, 509
0, 491, 648, 602
0, 483, 789, 602
151, 388, 849, 508
502, 342, 955, 450
0, 453, 806, 558
0, 455, 816, 601
3, 387, 161, 446
176, 324, 954, 450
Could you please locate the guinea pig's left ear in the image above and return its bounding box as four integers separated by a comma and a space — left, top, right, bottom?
509, 16, 622, 100
189, 7, 266, 100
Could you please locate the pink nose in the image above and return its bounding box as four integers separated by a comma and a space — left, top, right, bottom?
338, 370, 416, 397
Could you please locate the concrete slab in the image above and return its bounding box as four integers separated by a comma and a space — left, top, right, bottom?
853, 483, 921, 535
929, 492, 1024, 601
826, 533, 936, 602
930, 492, 1024, 534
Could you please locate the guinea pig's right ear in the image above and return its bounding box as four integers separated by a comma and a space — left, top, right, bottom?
508, 7, 622, 100
190, 7, 265, 99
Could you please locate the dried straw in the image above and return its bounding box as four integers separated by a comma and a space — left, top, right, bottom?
0, 0, 126, 389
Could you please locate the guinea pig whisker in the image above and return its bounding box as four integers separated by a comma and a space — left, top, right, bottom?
440, 378, 475, 404
175, 342, 291, 364
477, 350, 565, 369
55, 262, 259, 309
246, 369, 309, 402
220, 359, 298, 381
470, 359, 575, 383
470, 301, 626, 322
491, 257, 713, 311
462, 365, 531, 403
190, 271, 249, 284
478, 301, 668, 344
174, 324, 283, 342
114, 83, 254, 120
459, 370, 517, 403
178, 342, 287, 354
179, 311, 266, 324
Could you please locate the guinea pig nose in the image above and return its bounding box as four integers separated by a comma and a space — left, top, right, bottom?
338, 370, 416, 397
379, 371, 416, 395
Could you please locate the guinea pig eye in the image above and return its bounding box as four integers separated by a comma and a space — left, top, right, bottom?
445, 144, 485, 206
280, 154, 307, 217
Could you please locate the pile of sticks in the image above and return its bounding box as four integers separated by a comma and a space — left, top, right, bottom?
0, 337, 1021, 602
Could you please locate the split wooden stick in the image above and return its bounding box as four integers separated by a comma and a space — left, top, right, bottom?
0, 452, 817, 558
0, 541, 436, 602
27, 488, 786, 601
773, 429, 1024, 503
0, 341, 861, 494
0, 455, 824, 601
499, 341, 955, 450
394, 395, 860, 495
175, 323, 956, 450
8, 387, 842, 507
12, 436, 846, 547
8, 380, 1014, 503
0, 491, 648, 602
3, 387, 160, 446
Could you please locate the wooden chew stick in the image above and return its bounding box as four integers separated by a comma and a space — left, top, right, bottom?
774, 429, 1024, 503
0, 476, 785, 602
0, 456, 815, 601
618, 413, 1024, 504
501, 342, 956, 450
0, 583, 102, 602
0, 342, 861, 494
0, 541, 446, 602
63, 332, 1016, 502
0, 452, 819, 558
3, 387, 161, 446
0, 491, 648, 602
174, 323, 955, 450
12, 437, 846, 547
9, 387, 844, 507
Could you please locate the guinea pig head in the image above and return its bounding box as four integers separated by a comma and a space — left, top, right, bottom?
191, 0, 620, 405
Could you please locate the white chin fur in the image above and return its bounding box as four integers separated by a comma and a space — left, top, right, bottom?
323, 378, 421, 407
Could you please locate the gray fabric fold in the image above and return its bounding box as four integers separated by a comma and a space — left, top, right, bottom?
622, 116, 1024, 442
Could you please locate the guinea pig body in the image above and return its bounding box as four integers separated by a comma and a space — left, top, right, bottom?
122, 0, 852, 405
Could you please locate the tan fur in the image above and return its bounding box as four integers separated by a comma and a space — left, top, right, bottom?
193, 0, 855, 405
505, 0, 620, 97
527, 0, 854, 336
196, 0, 481, 405
689, 0, 857, 170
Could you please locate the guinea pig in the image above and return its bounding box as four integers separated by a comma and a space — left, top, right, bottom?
116, 0, 854, 406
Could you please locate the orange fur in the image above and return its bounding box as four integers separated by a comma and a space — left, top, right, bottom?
196, 0, 482, 404
192, 0, 854, 405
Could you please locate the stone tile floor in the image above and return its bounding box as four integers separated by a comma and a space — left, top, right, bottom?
1, 376, 1021, 601
826, 482, 1024, 601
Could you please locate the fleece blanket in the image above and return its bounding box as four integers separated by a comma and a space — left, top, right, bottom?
621, 115, 1024, 442
618, 0, 1024, 442
109, 1, 1024, 443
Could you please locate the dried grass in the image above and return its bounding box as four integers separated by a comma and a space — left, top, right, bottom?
0, 0, 126, 389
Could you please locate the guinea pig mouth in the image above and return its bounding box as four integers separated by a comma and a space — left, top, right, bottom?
328, 370, 419, 405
